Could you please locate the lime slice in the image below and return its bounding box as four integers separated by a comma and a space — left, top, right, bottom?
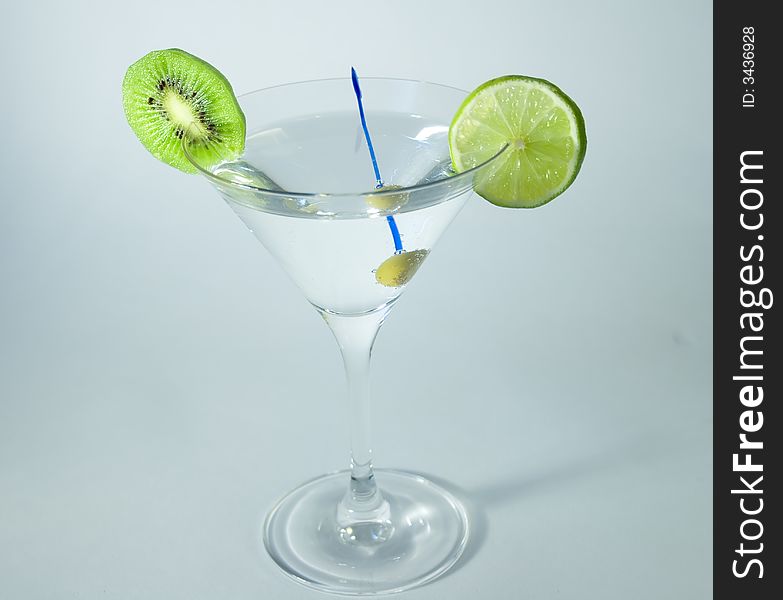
449, 75, 586, 208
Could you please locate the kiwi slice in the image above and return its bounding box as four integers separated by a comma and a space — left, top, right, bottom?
122, 49, 245, 173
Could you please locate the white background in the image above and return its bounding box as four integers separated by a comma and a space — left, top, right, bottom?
0, 1, 712, 598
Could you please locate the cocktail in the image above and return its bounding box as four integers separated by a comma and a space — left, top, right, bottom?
122, 49, 586, 594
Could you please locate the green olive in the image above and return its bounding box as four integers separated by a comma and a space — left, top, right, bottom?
375, 249, 430, 287
365, 184, 409, 211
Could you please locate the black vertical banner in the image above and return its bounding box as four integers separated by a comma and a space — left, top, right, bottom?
715, 1, 779, 599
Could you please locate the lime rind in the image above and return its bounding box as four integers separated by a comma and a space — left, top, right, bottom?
449, 75, 586, 208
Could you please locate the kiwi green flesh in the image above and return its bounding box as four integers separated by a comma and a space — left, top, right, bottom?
122, 49, 246, 174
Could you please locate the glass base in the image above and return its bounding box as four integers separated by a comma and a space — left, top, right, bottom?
263, 469, 469, 595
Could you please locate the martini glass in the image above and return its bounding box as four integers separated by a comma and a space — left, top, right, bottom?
184, 77, 506, 595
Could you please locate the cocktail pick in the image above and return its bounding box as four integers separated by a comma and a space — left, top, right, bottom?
350, 68, 428, 286
350, 67, 403, 252
351, 67, 383, 189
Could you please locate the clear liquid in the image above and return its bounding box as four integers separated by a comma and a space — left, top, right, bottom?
211, 111, 468, 315
235, 111, 453, 194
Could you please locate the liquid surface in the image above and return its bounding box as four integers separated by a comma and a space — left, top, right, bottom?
210, 111, 468, 315
230, 111, 454, 194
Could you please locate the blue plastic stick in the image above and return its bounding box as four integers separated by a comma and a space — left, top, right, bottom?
351, 67, 404, 253
385, 215, 403, 253
351, 67, 384, 188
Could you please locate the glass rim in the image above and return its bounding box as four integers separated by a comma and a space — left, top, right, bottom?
182, 76, 509, 200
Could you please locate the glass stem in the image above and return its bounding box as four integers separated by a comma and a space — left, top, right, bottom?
322, 308, 392, 530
